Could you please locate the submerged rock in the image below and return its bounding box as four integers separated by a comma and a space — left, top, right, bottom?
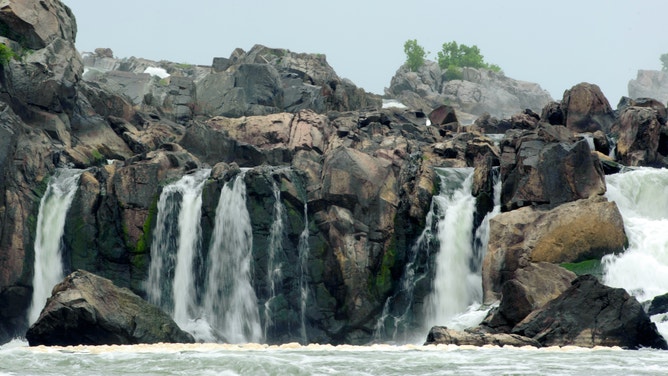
512, 275, 668, 349
26, 270, 194, 346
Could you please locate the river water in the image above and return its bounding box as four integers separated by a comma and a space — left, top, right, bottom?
1, 340, 665, 376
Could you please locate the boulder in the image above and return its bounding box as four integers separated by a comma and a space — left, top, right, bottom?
615, 106, 664, 167
428, 105, 458, 126
425, 326, 540, 347
26, 270, 195, 346
562, 83, 615, 133
512, 275, 668, 349
648, 293, 668, 316
483, 262, 576, 330
482, 196, 627, 303
499, 124, 606, 210
0, 0, 77, 49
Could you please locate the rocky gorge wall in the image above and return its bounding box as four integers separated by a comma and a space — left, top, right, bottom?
1, 0, 668, 348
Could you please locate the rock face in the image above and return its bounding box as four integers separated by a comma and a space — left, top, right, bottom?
425, 326, 539, 347
628, 70, 668, 103
26, 270, 195, 346
512, 275, 668, 349
615, 104, 668, 167
386, 62, 553, 122
562, 83, 616, 134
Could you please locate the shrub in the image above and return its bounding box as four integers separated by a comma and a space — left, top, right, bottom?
0, 44, 16, 65
661, 53, 668, 71
437, 41, 502, 77
404, 39, 427, 72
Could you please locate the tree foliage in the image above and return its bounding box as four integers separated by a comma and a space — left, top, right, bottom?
437, 41, 501, 78
661, 53, 668, 71
0, 44, 16, 66
404, 39, 427, 72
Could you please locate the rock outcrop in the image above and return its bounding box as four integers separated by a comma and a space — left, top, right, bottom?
628, 70, 668, 103
512, 275, 668, 349
425, 326, 539, 347
386, 62, 553, 122
26, 270, 195, 346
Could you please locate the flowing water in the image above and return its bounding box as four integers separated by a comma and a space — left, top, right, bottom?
1, 340, 666, 376
28, 169, 83, 325
146, 169, 211, 330
298, 203, 310, 344
202, 173, 262, 344
603, 167, 668, 337
263, 179, 286, 340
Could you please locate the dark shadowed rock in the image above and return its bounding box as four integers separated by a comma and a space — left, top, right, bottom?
512, 275, 668, 349
428, 105, 458, 126
615, 106, 666, 167
26, 270, 194, 346
648, 293, 668, 316
541, 101, 564, 125
425, 326, 539, 347
562, 83, 615, 133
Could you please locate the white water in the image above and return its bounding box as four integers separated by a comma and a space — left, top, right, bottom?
203, 173, 262, 344
3, 340, 666, 376
28, 169, 83, 325
423, 168, 479, 329
263, 180, 285, 339
603, 168, 668, 332
298, 203, 310, 343
146, 169, 211, 330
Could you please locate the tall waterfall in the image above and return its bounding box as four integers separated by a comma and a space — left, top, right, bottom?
263, 179, 285, 339
298, 203, 310, 343
146, 169, 211, 329
28, 168, 83, 325
374, 167, 499, 342
202, 173, 262, 343
604, 168, 668, 337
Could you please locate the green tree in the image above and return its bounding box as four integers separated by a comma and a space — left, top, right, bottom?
437, 41, 501, 77
661, 53, 668, 71
404, 39, 427, 72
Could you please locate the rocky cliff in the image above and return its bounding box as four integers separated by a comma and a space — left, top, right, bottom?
1, 0, 667, 348
628, 70, 668, 104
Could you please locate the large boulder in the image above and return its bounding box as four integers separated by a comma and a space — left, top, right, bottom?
512, 275, 668, 349
26, 270, 194, 346
562, 83, 615, 134
482, 196, 627, 303
425, 326, 540, 347
499, 124, 606, 210
615, 106, 667, 167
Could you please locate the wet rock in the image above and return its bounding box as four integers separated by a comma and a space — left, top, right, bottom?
648, 293, 668, 316
26, 270, 194, 346
562, 83, 615, 133
512, 275, 668, 349
425, 326, 540, 347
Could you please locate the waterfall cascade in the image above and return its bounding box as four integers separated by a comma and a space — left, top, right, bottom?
374, 167, 500, 342
298, 203, 310, 343
263, 179, 286, 339
146, 169, 211, 330
28, 169, 83, 325
202, 173, 262, 343
603, 168, 668, 337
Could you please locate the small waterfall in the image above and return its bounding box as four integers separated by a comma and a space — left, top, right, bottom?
423, 168, 479, 328
28, 168, 83, 325
374, 167, 499, 342
263, 179, 285, 340
298, 203, 310, 343
146, 169, 211, 329
202, 172, 262, 343
603, 168, 668, 299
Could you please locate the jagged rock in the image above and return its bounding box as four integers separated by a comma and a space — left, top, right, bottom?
648, 293, 668, 316
0, 0, 77, 49
425, 326, 540, 347
482, 196, 627, 303
562, 83, 615, 134
541, 101, 564, 125
499, 124, 606, 210
628, 70, 668, 104
615, 106, 666, 167
483, 262, 576, 330
26, 270, 194, 346
512, 275, 668, 349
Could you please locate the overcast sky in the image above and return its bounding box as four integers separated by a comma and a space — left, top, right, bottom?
64, 0, 667, 105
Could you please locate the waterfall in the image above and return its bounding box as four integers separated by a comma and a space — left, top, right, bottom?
263, 179, 285, 340
604, 168, 668, 307
28, 168, 83, 325
146, 169, 211, 330
202, 172, 262, 343
423, 168, 479, 328
374, 167, 499, 342
298, 203, 310, 343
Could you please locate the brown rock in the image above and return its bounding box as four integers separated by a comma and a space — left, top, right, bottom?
615, 106, 663, 167
562, 83, 615, 133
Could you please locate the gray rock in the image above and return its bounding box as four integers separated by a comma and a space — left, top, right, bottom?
628, 70, 668, 104
425, 326, 540, 347
26, 270, 195, 346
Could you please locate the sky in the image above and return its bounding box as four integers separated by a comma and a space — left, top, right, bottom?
64, 0, 668, 105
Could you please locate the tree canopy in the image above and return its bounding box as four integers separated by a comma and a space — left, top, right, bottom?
403, 39, 427, 72
661, 53, 668, 71
437, 41, 501, 80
